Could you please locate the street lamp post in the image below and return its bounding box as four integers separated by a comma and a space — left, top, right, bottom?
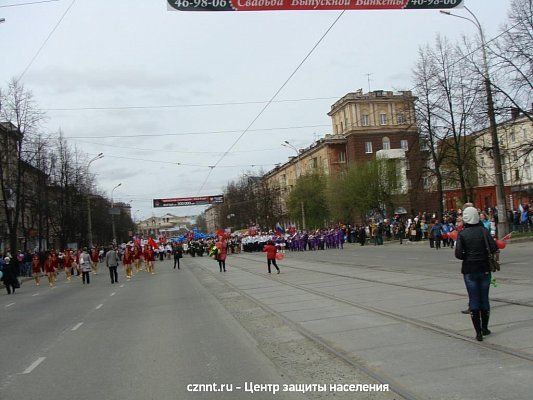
86, 153, 104, 248
440, 7, 508, 235
282, 141, 306, 230
111, 183, 122, 245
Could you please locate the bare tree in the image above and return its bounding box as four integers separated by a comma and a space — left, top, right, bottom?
0, 79, 45, 253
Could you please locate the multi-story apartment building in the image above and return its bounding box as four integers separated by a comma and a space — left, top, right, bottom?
263, 134, 347, 214
442, 110, 532, 211
264, 90, 426, 217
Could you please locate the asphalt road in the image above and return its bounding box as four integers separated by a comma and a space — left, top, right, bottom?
0, 262, 300, 400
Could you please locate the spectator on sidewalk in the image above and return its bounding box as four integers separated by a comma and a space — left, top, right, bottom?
106, 246, 120, 284
2, 257, 19, 295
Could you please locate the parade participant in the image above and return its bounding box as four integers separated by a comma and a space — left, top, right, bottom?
44, 253, 56, 287
80, 248, 92, 285
215, 239, 227, 272
133, 245, 142, 272
455, 207, 498, 341
64, 249, 74, 282
262, 240, 280, 274
1, 257, 19, 294
90, 247, 99, 275
31, 254, 42, 286
143, 245, 155, 275
106, 246, 120, 284
122, 245, 133, 280
173, 243, 183, 270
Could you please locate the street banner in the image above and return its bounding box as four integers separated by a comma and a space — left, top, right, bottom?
167, 0, 464, 12
153, 195, 224, 208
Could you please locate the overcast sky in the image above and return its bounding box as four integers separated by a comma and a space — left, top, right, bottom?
0, 0, 513, 221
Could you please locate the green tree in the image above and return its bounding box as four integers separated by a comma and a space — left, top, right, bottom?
287, 172, 329, 229
329, 159, 402, 223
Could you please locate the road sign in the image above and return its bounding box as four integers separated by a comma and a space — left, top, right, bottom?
153, 195, 224, 208
167, 0, 464, 12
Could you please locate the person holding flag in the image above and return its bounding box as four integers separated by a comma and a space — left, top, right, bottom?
262, 240, 280, 274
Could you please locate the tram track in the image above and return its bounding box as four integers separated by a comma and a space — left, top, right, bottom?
205, 255, 533, 364
234, 254, 533, 309
192, 260, 423, 400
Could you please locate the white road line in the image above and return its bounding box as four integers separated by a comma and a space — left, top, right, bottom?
110, 292, 116, 297
119, 284, 124, 288
32, 293, 40, 297
71, 322, 83, 331
95, 304, 103, 310
407, 258, 419, 260
5, 302, 15, 308
22, 357, 46, 374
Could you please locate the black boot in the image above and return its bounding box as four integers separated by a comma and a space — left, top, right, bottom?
470, 310, 483, 341
480, 310, 491, 336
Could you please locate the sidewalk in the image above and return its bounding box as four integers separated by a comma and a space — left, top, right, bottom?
191, 244, 533, 400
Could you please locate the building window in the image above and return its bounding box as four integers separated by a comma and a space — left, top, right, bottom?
340, 121, 344, 132
397, 113, 406, 124
480, 156, 485, 166
510, 131, 516, 142
400, 139, 409, 150
407, 179, 412, 190
362, 114, 370, 126
311, 157, 318, 169
380, 113, 387, 125
382, 136, 391, 150
423, 177, 430, 189
405, 159, 411, 170
338, 151, 346, 163
365, 141, 373, 154
513, 151, 518, 162
515, 169, 520, 180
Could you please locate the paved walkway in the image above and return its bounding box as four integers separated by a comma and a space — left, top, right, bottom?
190, 241, 533, 400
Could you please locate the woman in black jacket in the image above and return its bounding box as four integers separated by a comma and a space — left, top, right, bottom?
455, 207, 498, 341
2, 257, 19, 295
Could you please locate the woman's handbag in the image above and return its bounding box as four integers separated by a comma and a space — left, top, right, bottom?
482, 230, 500, 272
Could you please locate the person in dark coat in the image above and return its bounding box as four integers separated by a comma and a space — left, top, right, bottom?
2, 257, 19, 295
173, 243, 183, 270
455, 207, 498, 341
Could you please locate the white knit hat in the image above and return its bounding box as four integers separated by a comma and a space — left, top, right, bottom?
462, 207, 480, 225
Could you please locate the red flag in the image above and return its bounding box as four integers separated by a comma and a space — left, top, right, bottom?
148, 237, 158, 249
502, 232, 513, 242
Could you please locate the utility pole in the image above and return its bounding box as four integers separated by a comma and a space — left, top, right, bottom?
111, 183, 122, 245
86, 153, 103, 247
282, 141, 306, 230
440, 7, 509, 235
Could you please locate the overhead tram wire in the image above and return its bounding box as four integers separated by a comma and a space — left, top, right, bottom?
61, 123, 330, 139
85, 152, 277, 169
19, 0, 77, 80
196, 10, 347, 195
40, 96, 340, 112
0, 0, 59, 8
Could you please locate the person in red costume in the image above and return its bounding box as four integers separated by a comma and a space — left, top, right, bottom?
143, 245, 155, 274
123, 245, 134, 279
262, 240, 280, 274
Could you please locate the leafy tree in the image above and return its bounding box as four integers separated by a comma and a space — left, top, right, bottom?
287, 172, 329, 229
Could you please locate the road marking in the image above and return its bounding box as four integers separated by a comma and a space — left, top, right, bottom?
407, 258, 419, 260
119, 284, 124, 288
71, 322, 83, 331
509, 262, 528, 265
110, 292, 116, 297
32, 293, 39, 297
5, 302, 15, 308
22, 357, 46, 374
95, 304, 103, 310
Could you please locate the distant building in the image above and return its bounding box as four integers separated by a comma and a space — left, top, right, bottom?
442, 110, 533, 211
204, 205, 219, 233
137, 213, 196, 237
